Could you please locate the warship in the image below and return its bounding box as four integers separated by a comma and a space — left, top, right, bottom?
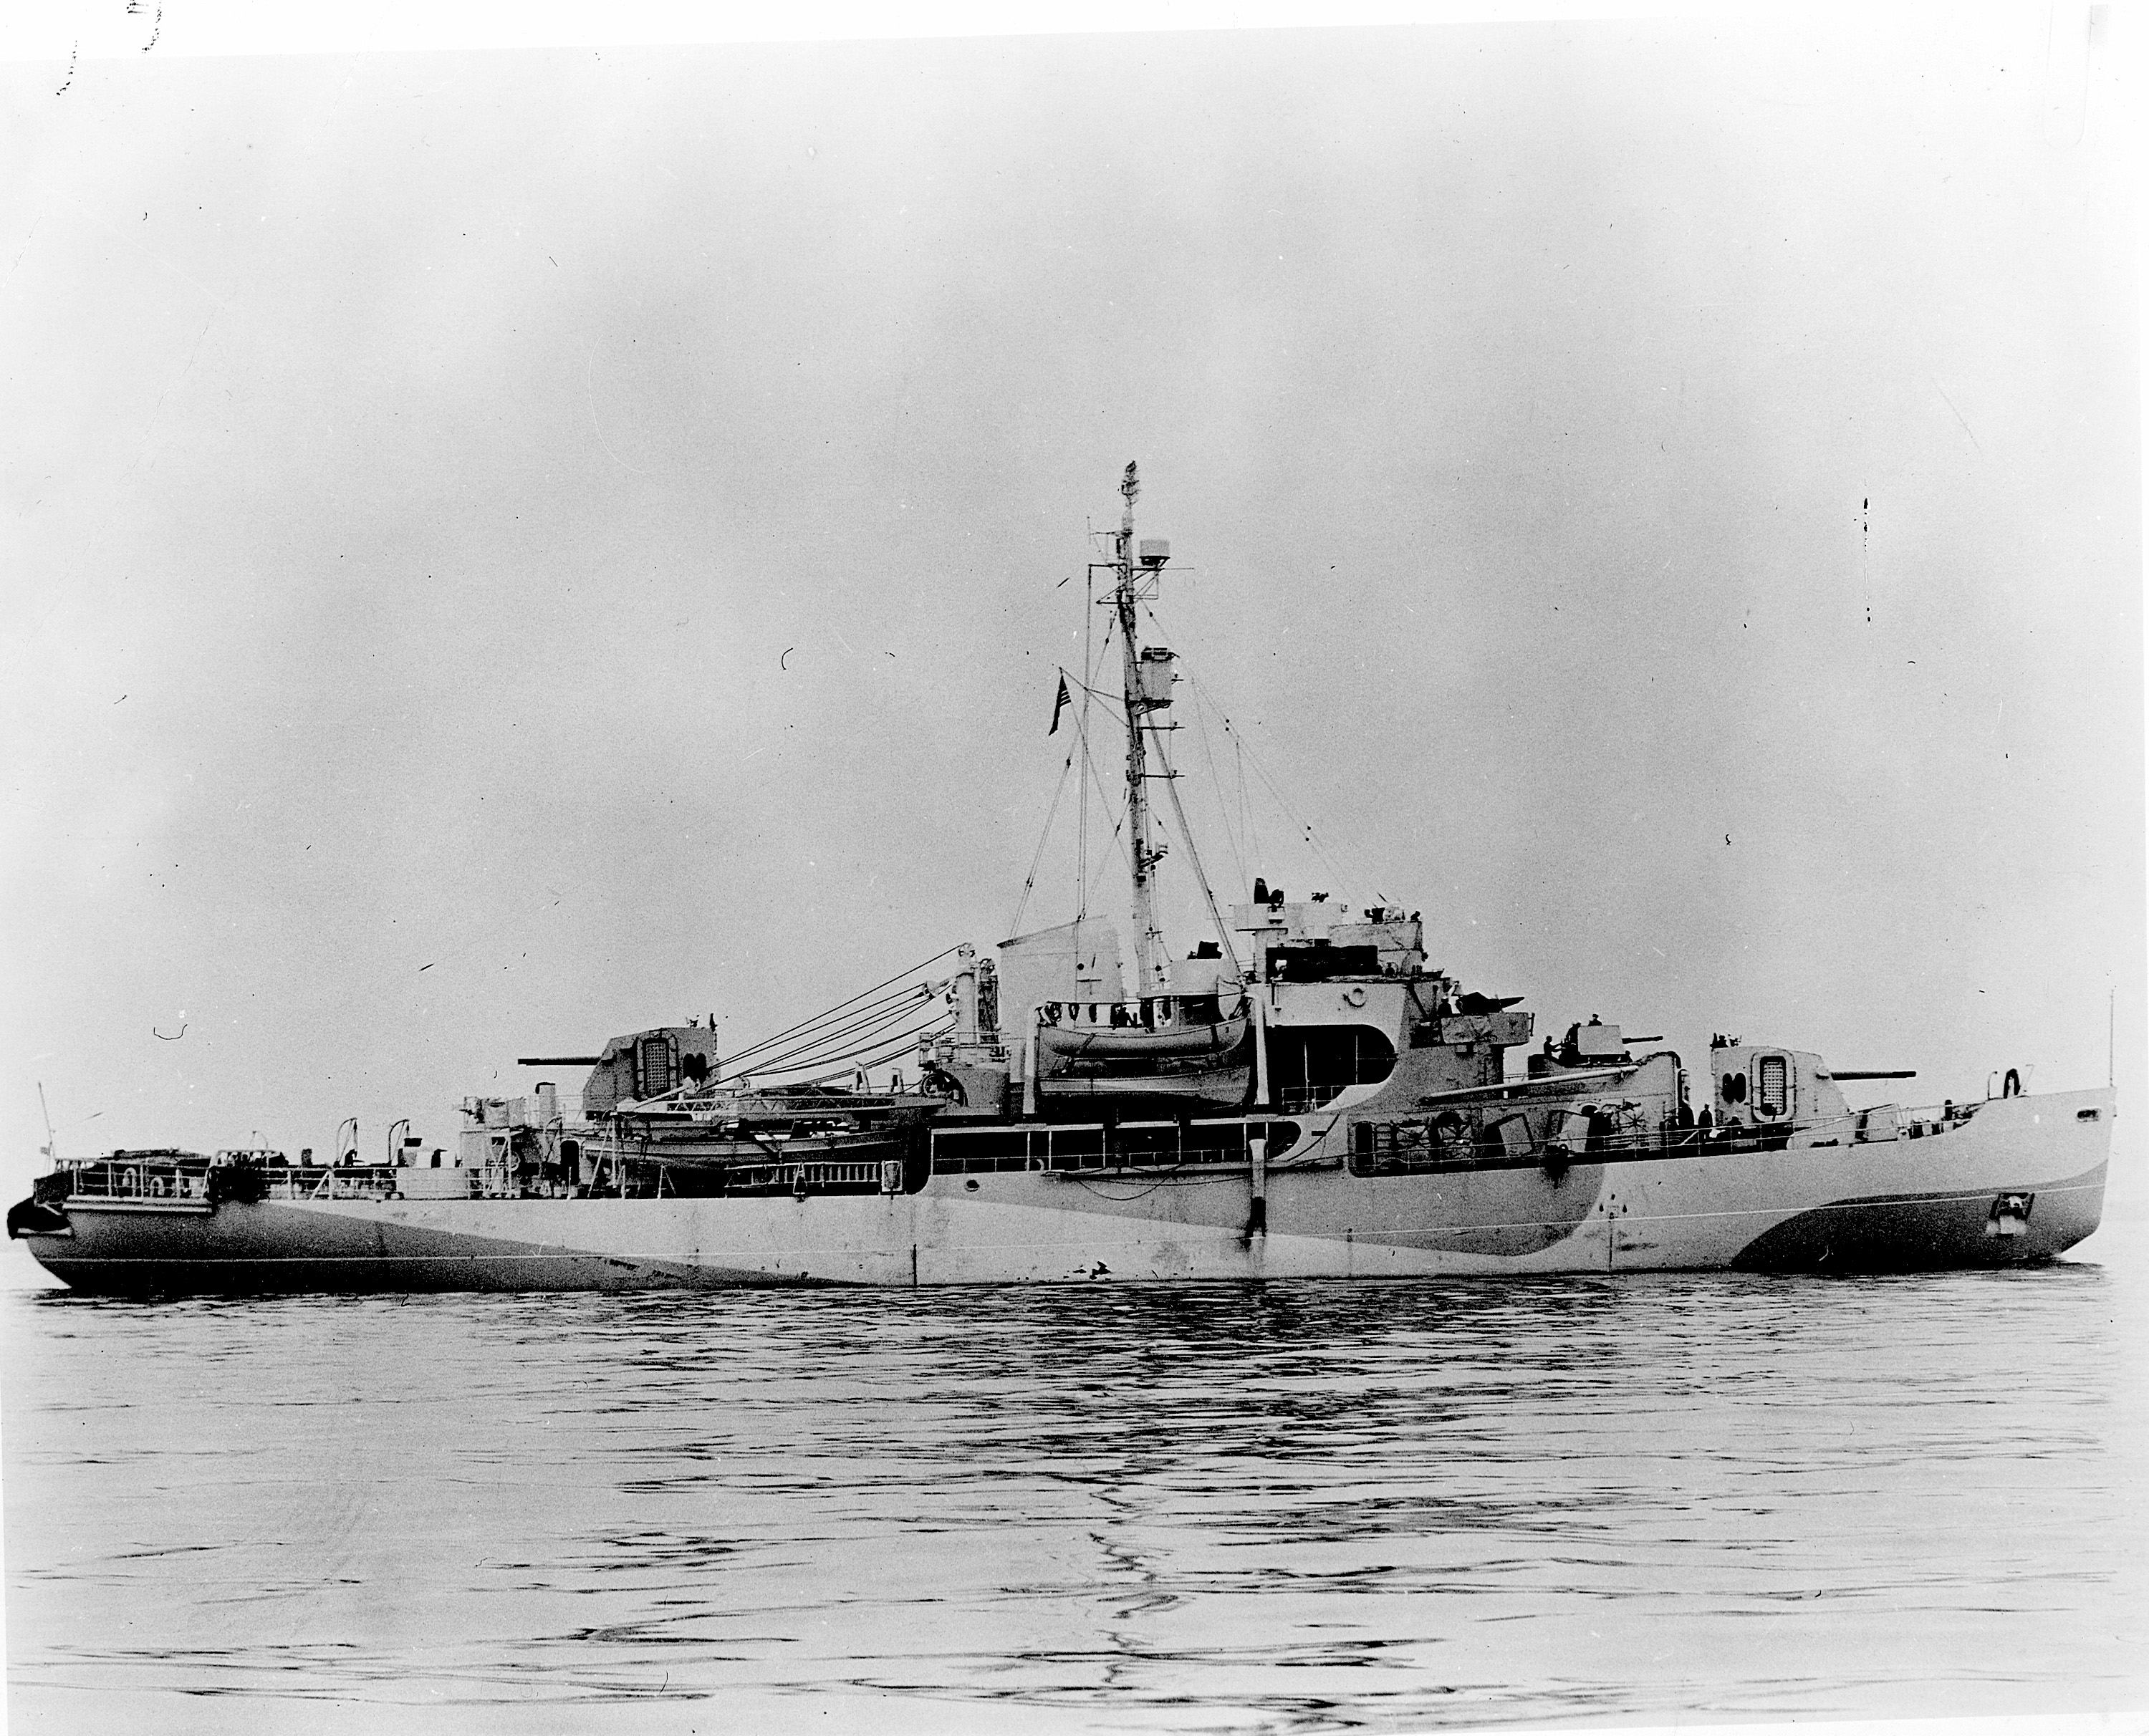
10, 468, 2112, 1291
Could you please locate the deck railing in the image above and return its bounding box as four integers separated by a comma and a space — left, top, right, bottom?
64, 1163, 213, 1202
59, 1157, 405, 1203
1345, 1096, 2001, 1177
931, 1119, 1303, 1176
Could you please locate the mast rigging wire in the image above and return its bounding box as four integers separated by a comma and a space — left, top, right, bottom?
739, 985, 948, 1078
723, 978, 944, 1073
1176, 659, 1390, 907
719, 944, 962, 1071
1136, 594, 1385, 904
1146, 720, 1243, 980
1006, 736, 1077, 939
1072, 711, 1134, 908
1184, 681, 1250, 897
781, 1018, 956, 1087
1006, 672, 1135, 940
727, 1002, 954, 1087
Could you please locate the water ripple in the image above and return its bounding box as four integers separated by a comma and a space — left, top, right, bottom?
7, 1249, 2148, 1729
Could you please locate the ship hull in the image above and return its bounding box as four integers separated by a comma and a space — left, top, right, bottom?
16, 1089, 2112, 1293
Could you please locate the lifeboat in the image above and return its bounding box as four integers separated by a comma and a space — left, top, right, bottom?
1032, 994, 1253, 1108
1037, 1001, 1249, 1064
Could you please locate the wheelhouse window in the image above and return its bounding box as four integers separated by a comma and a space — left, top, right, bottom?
1266, 1026, 1398, 1112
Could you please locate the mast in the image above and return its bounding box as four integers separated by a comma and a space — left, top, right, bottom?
1102, 461, 1243, 995
1116, 461, 1168, 997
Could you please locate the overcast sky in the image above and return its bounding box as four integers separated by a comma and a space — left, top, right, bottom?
4, 11, 2140, 1230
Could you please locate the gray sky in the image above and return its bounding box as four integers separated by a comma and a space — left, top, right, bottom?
4, 13, 2140, 1223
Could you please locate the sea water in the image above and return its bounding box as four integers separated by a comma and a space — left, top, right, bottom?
6, 1228, 2146, 1735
